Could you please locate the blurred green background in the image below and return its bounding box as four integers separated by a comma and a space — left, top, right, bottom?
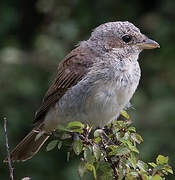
0, 0, 175, 179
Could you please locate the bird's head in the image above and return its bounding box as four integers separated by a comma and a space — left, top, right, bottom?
89, 21, 160, 57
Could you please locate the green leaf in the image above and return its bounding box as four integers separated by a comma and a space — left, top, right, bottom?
85, 163, 97, 180
84, 146, 95, 163
73, 139, 83, 155
118, 168, 125, 180
141, 173, 149, 180
67, 121, 84, 129
84, 147, 91, 161
131, 133, 143, 144
48, 119, 173, 180
137, 160, 148, 172
94, 129, 104, 137
46, 140, 58, 151
128, 144, 139, 153
126, 172, 138, 180
121, 110, 130, 119
128, 126, 136, 132
113, 120, 126, 129
128, 152, 137, 169
57, 141, 62, 149
56, 126, 73, 132
93, 144, 101, 160
108, 145, 117, 151
101, 172, 113, 180
98, 161, 111, 173
152, 164, 164, 175
94, 137, 101, 144
156, 155, 168, 165
121, 139, 139, 153
165, 166, 173, 174
72, 128, 83, 133
150, 174, 163, 180
149, 162, 157, 168
135, 133, 143, 143
109, 144, 130, 156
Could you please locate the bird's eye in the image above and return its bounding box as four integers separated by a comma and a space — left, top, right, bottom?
122, 35, 132, 43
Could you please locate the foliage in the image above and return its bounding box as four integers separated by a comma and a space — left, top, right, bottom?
46, 111, 173, 180
1, 0, 175, 179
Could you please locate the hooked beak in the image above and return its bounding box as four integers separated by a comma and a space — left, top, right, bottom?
136, 38, 160, 49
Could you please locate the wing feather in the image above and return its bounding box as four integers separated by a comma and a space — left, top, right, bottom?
33, 46, 94, 124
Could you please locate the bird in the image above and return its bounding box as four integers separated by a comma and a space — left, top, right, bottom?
4, 21, 159, 162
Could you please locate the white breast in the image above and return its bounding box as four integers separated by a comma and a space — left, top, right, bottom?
43, 57, 141, 130
84, 64, 140, 127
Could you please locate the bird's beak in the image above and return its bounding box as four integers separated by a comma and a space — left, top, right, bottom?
136, 38, 160, 49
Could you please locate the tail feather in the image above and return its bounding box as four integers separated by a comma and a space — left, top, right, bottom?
4, 129, 49, 162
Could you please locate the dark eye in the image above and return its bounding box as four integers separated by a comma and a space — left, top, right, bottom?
122, 35, 132, 43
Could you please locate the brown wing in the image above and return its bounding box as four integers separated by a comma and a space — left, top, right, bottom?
33, 46, 94, 124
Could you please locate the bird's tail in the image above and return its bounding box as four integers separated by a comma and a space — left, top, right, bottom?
4, 129, 49, 162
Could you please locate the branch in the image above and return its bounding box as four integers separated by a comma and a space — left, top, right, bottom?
4, 117, 14, 180
101, 135, 119, 180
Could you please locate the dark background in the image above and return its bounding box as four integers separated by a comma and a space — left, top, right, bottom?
0, 0, 175, 179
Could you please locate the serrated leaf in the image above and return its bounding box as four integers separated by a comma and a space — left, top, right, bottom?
156, 155, 168, 165
109, 144, 130, 156
67, 121, 84, 129
121, 110, 130, 119
93, 145, 101, 160
57, 141, 62, 149
73, 139, 83, 155
46, 140, 58, 151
